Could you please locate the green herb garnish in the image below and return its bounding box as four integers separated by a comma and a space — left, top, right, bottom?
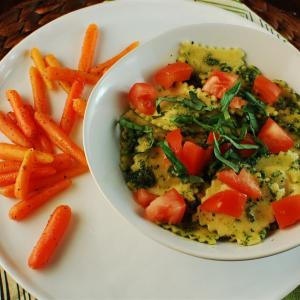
220, 81, 241, 120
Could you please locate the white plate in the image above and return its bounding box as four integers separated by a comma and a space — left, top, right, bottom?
0, 0, 299, 299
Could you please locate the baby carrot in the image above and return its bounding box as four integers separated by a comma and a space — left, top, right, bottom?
90, 41, 139, 74
30, 165, 88, 192
34, 112, 87, 166
78, 24, 99, 72
15, 149, 35, 200
46, 66, 99, 85
6, 90, 38, 139
6, 111, 17, 123
44, 54, 71, 93
50, 153, 75, 171
0, 161, 21, 174
28, 205, 72, 269
60, 80, 85, 135
0, 184, 16, 199
0, 143, 54, 164
31, 166, 57, 178
0, 172, 18, 187
9, 179, 71, 221
0, 112, 32, 148
29, 66, 50, 114
31, 48, 56, 90
72, 98, 86, 118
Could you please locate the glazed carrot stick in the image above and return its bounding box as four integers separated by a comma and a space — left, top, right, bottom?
78, 24, 99, 72
21, 103, 55, 153
90, 41, 139, 74
0, 111, 32, 147
30, 165, 88, 192
6, 90, 38, 139
34, 112, 87, 166
44, 54, 71, 93
9, 179, 71, 221
29, 66, 50, 114
31, 48, 56, 90
60, 80, 85, 134
72, 98, 86, 118
0, 161, 21, 174
0, 172, 18, 187
0, 184, 16, 199
28, 205, 72, 269
32, 166, 57, 178
6, 112, 17, 124
50, 153, 75, 171
15, 149, 35, 200
0, 143, 54, 163
46, 67, 99, 85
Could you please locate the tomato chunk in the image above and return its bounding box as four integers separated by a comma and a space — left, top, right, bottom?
217, 168, 261, 200
229, 96, 247, 109
144, 188, 186, 224
258, 118, 294, 154
272, 195, 300, 229
200, 190, 248, 218
202, 70, 238, 99
180, 141, 206, 175
166, 128, 183, 157
154, 62, 193, 89
253, 75, 281, 105
128, 83, 157, 115
133, 189, 157, 208
239, 134, 256, 158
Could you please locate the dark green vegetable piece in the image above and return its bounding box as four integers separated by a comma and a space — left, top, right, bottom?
125, 163, 156, 189
158, 141, 187, 178
220, 81, 241, 120
220, 134, 259, 150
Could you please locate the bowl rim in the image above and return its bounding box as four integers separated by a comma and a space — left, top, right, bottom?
83, 22, 300, 261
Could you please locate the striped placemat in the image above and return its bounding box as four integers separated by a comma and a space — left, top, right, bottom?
0, 0, 299, 299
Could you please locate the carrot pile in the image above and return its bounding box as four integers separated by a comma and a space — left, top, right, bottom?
0, 23, 139, 269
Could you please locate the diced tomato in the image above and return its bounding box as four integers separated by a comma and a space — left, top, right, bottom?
154, 62, 193, 89
128, 83, 157, 115
202, 70, 238, 99
272, 195, 300, 229
258, 118, 294, 154
253, 75, 281, 105
144, 188, 186, 224
220, 143, 232, 154
180, 141, 206, 175
229, 96, 247, 109
166, 128, 183, 157
133, 189, 157, 208
217, 168, 262, 200
239, 134, 256, 158
200, 190, 248, 218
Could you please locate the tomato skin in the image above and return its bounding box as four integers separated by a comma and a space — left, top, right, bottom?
180, 141, 206, 175
200, 190, 248, 218
144, 188, 186, 224
154, 62, 193, 89
229, 96, 247, 109
128, 83, 157, 115
272, 195, 300, 229
202, 70, 238, 99
239, 134, 256, 158
258, 118, 294, 154
253, 75, 281, 105
217, 168, 261, 200
133, 189, 157, 208
166, 128, 183, 157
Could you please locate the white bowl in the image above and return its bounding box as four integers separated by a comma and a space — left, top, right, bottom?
84, 23, 300, 260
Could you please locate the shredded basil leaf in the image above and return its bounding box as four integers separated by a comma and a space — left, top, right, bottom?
220, 81, 241, 120
158, 141, 187, 178
213, 133, 240, 172
220, 134, 259, 150
242, 91, 267, 113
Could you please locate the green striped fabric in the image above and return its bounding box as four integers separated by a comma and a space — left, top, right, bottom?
0, 0, 298, 299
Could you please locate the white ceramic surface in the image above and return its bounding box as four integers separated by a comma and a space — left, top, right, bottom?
0, 0, 299, 299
